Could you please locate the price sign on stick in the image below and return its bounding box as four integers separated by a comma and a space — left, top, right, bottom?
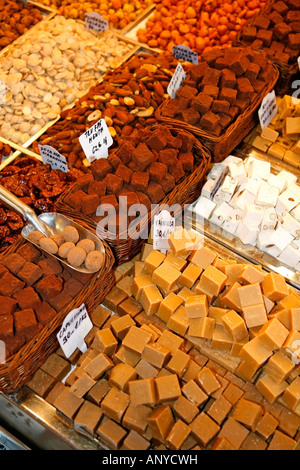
153, 210, 175, 254
173, 45, 198, 65
79, 118, 113, 162
167, 63, 187, 99
57, 304, 93, 359
38, 144, 69, 173
258, 90, 278, 130
85, 12, 109, 33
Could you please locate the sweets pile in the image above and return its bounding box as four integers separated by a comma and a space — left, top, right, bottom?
63, 125, 197, 226
34, 52, 180, 171
136, 0, 265, 54
0, 205, 24, 254
0, 241, 93, 358
0, 0, 43, 50
237, 0, 300, 65
26, 230, 300, 450
248, 95, 300, 168
0, 142, 12, 161
193, 155, 300, 270
28, 225, 104, 272
159, 47, 275, 137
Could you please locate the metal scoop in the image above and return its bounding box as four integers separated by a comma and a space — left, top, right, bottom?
0, 185, 105, 274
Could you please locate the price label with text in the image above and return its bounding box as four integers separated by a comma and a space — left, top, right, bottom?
258, 90, 278, 130
167, 63, 187, 99
153, 210, 175, 253
172, 45, 198, 65
79, 118, 113, 162
85, 12, 109, 33
57, 304, 93, 359
38, 144, 69, 173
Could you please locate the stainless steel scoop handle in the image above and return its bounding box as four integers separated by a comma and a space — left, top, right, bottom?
0, 185, 51, 236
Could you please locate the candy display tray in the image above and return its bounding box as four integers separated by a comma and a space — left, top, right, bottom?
187, 146, 300, 292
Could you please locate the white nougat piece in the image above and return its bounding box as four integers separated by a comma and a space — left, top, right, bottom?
201, 179, 217, 200
213, 175, 237, 204
255, 181, 279, 207
247, 158, 271, 181
227, 160, 247, 185
243, 176, 263, 197
289, 182, 300, 200
209, 201, 233, 227
279, 211, 300, 237
222, 208, 243, 235
234, 189, 256, 211
291, 204, 300, 222
268, 173, 286, 194
276, 188, 298, 214
236, 222, 259, 246
222, 155, 243, 166
276, 170, 297, 190
193, 196, 216, 220
242, 204, 264, 227
278, 243, 300, 268
261, 208, 277, 231
270, 225, 294, 252
257, 230, 276, 252
207, 163, 226, 180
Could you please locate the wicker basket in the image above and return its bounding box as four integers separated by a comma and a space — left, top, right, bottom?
0, 237, 115, 394
233, 2, 299, 97
155, 52, 279, 163
56, 126, 211, 265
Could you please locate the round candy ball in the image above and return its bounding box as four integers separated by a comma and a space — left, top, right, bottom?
67, 246, 87, 268
28, 230, 44, 245
58, 241, 75, 259
39, 236, 59, 255
85, 250, 104, 272
62, 225, 80, 244
77, 238, 96, 254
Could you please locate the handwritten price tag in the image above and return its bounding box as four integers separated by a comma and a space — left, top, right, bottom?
85, 12, 109, 33
167, 63, 187, 99
258, 90, 278, 130
173, 45, 198, 65
57, 304, 93, 358
153, 210, 175, 254
79, 118, 113, 162
38, 144, 69, 173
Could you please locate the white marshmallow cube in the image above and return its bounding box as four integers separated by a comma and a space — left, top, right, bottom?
270, 225, 294, 252
276, 189, 299, 214
242, 204, 264, 227
193, 196, 216, 220
209, 201, 233, 227
236, 222, 259, 246
255, 181, 279, 207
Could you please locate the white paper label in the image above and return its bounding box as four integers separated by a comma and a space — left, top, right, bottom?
57, 304, 93, 359
153, 210, 176, 253
79, 118, 114, 162
85, 12, 109, 32
167, 63, 187, 99
38, 144, 69, 173
258, 90, 278, 130
172, 45, 198, 65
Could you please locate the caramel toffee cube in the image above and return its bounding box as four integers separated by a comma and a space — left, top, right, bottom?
143, 250, 166, 274
262, 272, 289, 302
282, 377, 300, 410
166, 349, 190, 378
157, 292, 183, 323
232, 398, 264, 431
118, 297, 143, 319
207, 395, 233, 425
157, 330, 184, 353
152, 262, 182, 293
239, 337, 272, 370
109, 363, 137, 392
190, 412, 220, 447
185, 295, 209, 319
132, 275, 154, 300
238, 283, 264, 308
264, 351, 295, 384
218, 417, 249, 449
188, 317, 215, 340
92, 329, 118, 357
166, 419, 191, 451
122, 326, 152, 355
74, 400, 103, 437
173, 396, 198, 424
164, 253, 187, 272
255, 412, 279, 440
290, 307, 300, 331
167, 306, 190, 337
101, 386, 130, 423
111, 314, 135, 341
223, 382, 244, 405
40, 353, 71, 382
140, 284, 163, 315
222, 310, 248, 342
122, 403, 151, 435
169, 228, 195, 258
53, 388, 84, 421
268, 430, 297, 451
86, 379, 111, 406
121, 430, 150, 451
256, 373, 288, 404
211, 324, 233, 351
196, 265, 227, 298
242, 304, 268, 329
142, 342, 171, 369
129, 378, 156, 406
196, 367, 221, 395
258, 318, 289, 350
155, 373, 181, 402
180, 263, 203, 289
69, 373, 96, 399
26, 369, 56, 398
103, 286, 128, 313
181, 379, 208, 407
97, 418, 127, 450
147, 405, 174, 441
84, 353, 114, 380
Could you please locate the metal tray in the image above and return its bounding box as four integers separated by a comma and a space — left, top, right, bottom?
188, 145, 300, 291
